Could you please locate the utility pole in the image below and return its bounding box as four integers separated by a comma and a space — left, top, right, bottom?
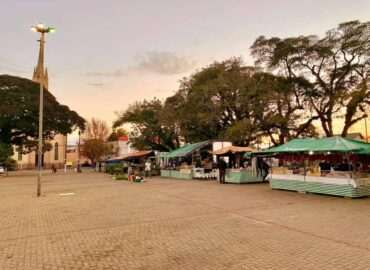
30, 23, 55, 197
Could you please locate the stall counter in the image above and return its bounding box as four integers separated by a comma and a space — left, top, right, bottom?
225, 169, 263, 184
160, 169, 193, 179
269, 173, 370, 198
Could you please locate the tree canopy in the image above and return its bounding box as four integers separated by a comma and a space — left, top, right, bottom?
81, 118, 111, 163
0, 142, 13, 163
82, 118, 110, 140
0, 75, 85, 153
114, 20, 368, 149
115, 58, 318, 148
114, 98, 180, 151
108, 128, 128, 141
251, 20, 370, 137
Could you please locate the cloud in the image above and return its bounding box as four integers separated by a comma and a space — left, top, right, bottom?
129, 51, 196, 75
0, 57, 28, 74
86, 70, 127, 77
88, 83, 109, 88
86, 51, 195, 77
154, 88, 172, 93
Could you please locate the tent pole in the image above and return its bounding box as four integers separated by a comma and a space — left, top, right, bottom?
268, 155, 272, 180
303, 153, 306, 182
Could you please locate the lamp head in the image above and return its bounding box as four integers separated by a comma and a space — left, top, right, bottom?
37, 23, 44, 29
30, 23, 55, 34
47, 27, 56, 33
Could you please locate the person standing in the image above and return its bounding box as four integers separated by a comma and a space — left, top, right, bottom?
217, 157, 227, 184
145, 160, 151, 178
262, 160, 270, 180
127, 165, 134, 181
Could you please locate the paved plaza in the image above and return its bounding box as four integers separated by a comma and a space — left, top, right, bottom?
1, 172, 370, 269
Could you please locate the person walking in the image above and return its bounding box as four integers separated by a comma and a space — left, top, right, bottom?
217, 157, 227, 184
145, 160, 151, 178
51, 164, 57, 173
77, 162, 82, 173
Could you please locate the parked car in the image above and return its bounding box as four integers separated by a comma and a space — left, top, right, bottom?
0, 166, 5, 176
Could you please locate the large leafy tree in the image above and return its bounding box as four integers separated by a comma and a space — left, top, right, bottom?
114, 98, 180, 151
171, 58, 261, 145
0, 75, 85, 152
166, 58, 316, 146
0, 142, 13, 163
251, 20, 370, 137
246, 73, 318, 145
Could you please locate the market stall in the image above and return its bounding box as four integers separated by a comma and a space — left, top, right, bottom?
104, 150, 155, 175
254, 137, 370, 198
212, 146, 263, 184
161, 140, 216, 179
105, 150, 155, 164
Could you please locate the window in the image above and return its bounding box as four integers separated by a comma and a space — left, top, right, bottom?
54, 143, 59, 160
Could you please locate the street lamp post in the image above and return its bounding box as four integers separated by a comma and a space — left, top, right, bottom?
30, 23, 55, 197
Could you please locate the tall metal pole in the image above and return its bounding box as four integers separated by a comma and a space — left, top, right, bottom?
37, 32, 45, 197
31, 23, 55, 197
77, 130, 81, 173
365, 116, 368, 143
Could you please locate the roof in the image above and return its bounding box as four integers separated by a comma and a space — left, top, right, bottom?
164, 141, 210, 158
356, 147, 370, 155
212, 146, 254, 155
123, 150, 155, 160
310, 137, 370, 152
248, 139, 316, 156
105, 150, 154, 163
250, 136, 370, 156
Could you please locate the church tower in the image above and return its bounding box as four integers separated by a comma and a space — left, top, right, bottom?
32, 40, 49, 89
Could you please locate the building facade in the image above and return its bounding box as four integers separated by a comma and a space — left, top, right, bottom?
107, 136, 134, 157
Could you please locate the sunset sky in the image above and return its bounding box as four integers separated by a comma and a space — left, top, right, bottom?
1, 0, 369, 139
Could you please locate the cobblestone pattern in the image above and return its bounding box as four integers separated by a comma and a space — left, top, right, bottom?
1, 173, 370, 269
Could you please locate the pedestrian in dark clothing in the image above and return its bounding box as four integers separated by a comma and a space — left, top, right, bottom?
262, 160, 270, 180
77, 162, 82, 173
51, 164, 57, 173
217, 158, 228, 184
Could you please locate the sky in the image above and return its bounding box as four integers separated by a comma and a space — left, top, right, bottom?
1, 0, 369, 140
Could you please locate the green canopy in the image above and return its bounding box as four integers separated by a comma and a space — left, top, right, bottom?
249, 136, 370, 156
246, 139, 316, 156
244, 152, 252, 158
356, 147, 370, 155
164, 141, 210, 158
310, 137, 370, 153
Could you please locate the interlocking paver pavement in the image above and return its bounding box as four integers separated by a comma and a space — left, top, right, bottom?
1, 172, 370, 269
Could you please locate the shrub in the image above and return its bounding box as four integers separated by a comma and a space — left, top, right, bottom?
115, 174, 128, 180
2, 158, 16, 171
